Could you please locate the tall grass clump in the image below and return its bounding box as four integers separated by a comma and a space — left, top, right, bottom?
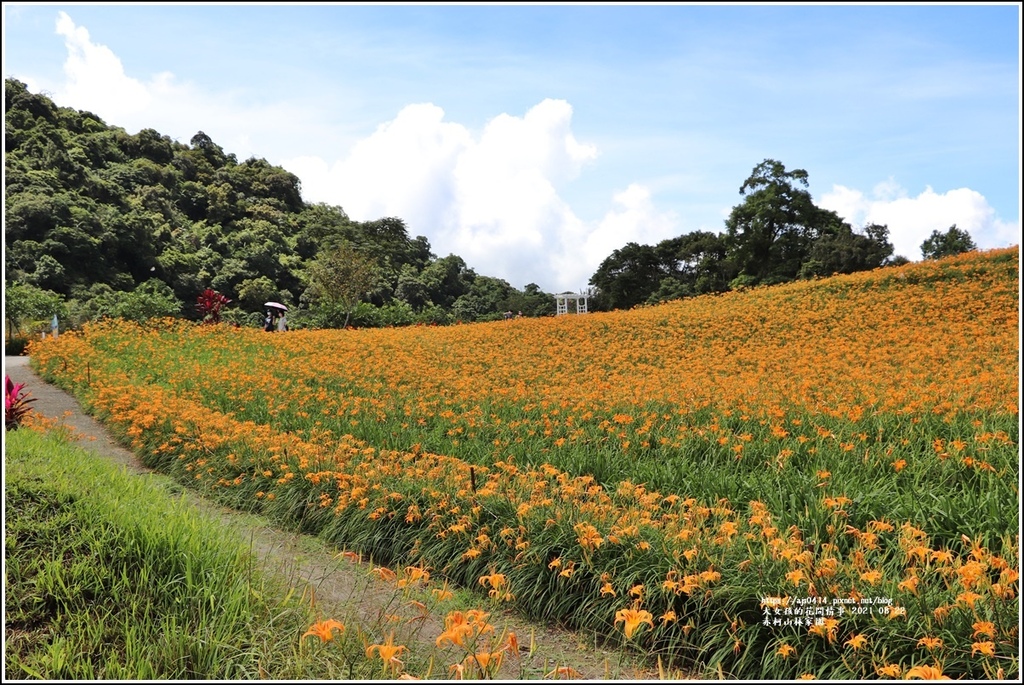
29, 248, 1020, 679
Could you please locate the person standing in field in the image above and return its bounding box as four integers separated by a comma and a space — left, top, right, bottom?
263, 310, 275, 332
276, 311, 288, 332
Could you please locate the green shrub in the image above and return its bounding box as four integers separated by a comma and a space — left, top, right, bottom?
5, 336, 30, 356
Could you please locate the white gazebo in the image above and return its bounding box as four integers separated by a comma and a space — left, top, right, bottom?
554, 291, 589, 316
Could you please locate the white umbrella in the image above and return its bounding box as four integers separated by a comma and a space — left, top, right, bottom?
264, 302, 288, 311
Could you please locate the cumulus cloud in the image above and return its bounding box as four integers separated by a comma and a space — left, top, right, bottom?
578, 184, 680, 276
304, 103, 473, 226
818, 181, 1019, 261
54, 11, 157, 117
286, 99, 682, 292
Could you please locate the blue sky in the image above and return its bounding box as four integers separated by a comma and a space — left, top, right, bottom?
3, 3, 1020, 292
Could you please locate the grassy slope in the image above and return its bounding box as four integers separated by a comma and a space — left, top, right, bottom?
4, 428, 337, 680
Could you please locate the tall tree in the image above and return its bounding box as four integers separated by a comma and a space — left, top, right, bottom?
419, 254, 475, 310
506, 283, 556, 317
450, 275, 516, 322
301, 243, 378, 328
654, 230, 736, 300
920, 224, 977, 260
724, 159, 839, 286
4, 283, 65, 338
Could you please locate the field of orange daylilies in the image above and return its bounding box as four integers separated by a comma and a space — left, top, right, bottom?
30, 247, 1019, 680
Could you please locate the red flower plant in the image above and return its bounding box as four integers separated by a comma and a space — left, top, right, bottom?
6, 375, 36, 430
196, 288, 231, 324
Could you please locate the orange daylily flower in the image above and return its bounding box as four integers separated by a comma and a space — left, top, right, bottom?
898, 575, 920, 594
546, 665, 584, 679
373, 566, 397, 582
366, 632, 407, 668
432, 580, 455, 602
479, 570, 515, 601
503, 631, 522, 658
302, 618, 345, 643
398, 565, 430, 588
478, 571, 506, 591
808, 618, 839, 643
462, 650, 504, 675
905, 663, 950, 679
844, 633, 868, 651
860, 569, 883, 585
614, 605, 654, 640
955, 591, 983, 607
876, 663, 901, 678
436, 609, 494, 648
972, 621, 995, 639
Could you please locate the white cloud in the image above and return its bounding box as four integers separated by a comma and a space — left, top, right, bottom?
55, 11, 155, 117
818, 182, 1019, 261
301, 102, 472, 225
578, 183, 680, 277
286, 99, 674, 292
447, 99, 599, 288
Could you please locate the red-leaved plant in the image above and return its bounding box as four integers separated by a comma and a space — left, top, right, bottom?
196, 288, 231, 324
5, 375, 36, 430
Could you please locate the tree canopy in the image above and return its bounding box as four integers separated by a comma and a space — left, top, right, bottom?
921, 224, 978, 260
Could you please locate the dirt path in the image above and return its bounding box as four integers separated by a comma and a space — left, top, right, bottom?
3, 355, 661, 680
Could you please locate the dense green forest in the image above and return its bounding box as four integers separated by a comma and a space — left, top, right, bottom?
4, 78, 975, 342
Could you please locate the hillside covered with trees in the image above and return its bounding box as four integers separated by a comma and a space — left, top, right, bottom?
5, 78, 978, 340
3, 78, 554, 337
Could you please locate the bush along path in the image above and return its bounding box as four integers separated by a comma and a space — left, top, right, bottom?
3, 355, 662, 680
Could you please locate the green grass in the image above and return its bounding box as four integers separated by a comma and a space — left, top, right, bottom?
3, 427, 368, 680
